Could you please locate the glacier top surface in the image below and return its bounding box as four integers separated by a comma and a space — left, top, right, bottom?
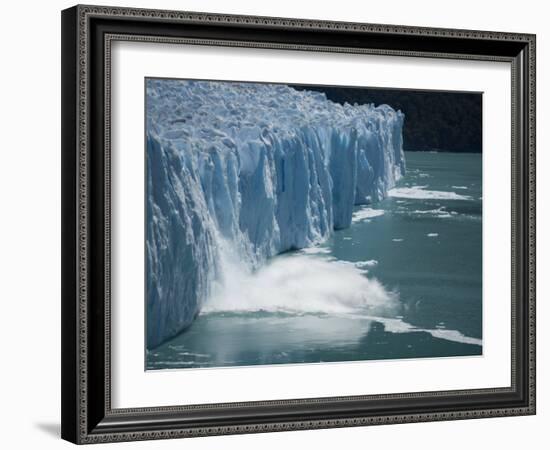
146, 79, 402, 154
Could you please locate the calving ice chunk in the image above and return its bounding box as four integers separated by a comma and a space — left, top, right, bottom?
146, 79, 405, 348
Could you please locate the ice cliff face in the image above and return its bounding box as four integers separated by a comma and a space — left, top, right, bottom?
146, 79, 405, 349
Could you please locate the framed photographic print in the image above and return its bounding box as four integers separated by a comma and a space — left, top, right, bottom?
61, 4, 536, 444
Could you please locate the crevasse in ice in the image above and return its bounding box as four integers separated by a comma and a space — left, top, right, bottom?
146, 79, 405, 348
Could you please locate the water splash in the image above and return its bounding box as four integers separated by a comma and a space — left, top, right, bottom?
203, 252, 400, 318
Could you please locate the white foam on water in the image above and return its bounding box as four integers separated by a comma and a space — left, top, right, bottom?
388, 185, 472, 200
150, 360, 207, 367
380, 318, 482, 346
177, 352, 211, 358
352, 207, 385, 223
411, 207, 445, 214
300, 247, 331, 255
452, 185, 468, 190
409, 206, 455, 219
355, 260, 378, 268
427, 329, 482, 346
349, 316, 482, 347
427, 233, 439, 237
392, 238, 404, 242
203, 254, 399, 317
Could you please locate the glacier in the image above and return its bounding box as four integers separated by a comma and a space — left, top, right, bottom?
146, 79, 405, 349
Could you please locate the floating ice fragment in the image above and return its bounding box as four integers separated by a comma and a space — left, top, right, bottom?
377, 317, 482, 346
301, 247, 331, 255
352, 208, 385, 223
355, 260, 378, 268
410, 206, 449, 217
388, 185, 472, 200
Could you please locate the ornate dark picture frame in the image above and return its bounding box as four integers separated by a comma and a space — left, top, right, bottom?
61, 4, 536, 444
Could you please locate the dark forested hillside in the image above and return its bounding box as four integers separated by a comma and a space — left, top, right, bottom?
290, 85, 482, 153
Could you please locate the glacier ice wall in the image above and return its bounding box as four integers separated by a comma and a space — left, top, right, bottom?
146, 79, 405, 349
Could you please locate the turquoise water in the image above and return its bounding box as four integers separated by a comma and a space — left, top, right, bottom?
147, 152, 482, 370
